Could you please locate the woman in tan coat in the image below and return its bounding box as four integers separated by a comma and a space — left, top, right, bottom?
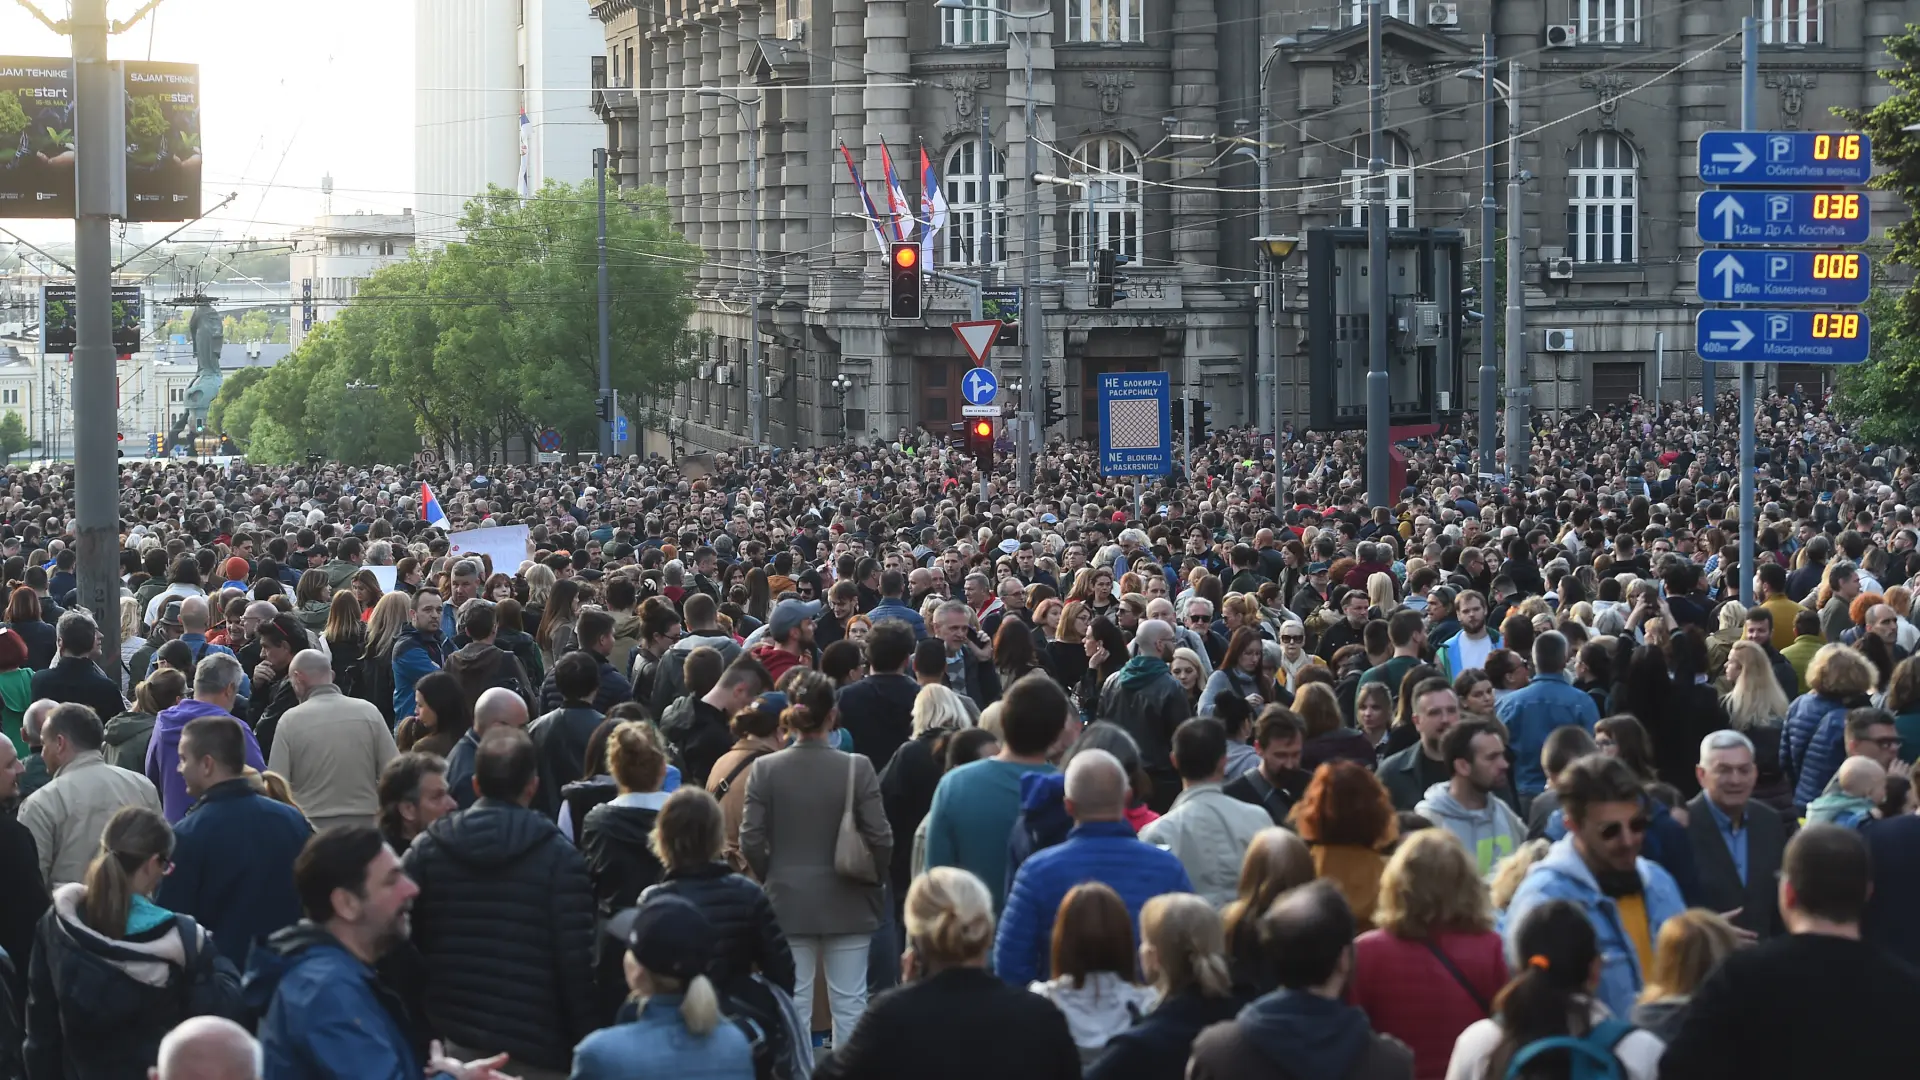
705, 691, 786, 874
740, 669, 891, 1048
1289, 760, 1399, 933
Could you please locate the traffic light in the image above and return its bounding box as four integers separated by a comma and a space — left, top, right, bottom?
1094, 248, 1131, 308
966, 416, 995, 470
1043, 384, 1065, 430
888, 242, 922, 319
1170, 401, 1185, 439
1191, 399, 1211, 438
595, 390, 614, 422
147, 433, 162, 456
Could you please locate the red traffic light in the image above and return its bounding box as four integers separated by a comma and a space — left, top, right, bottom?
894, 245, 918, 269
972, 419, 993, 438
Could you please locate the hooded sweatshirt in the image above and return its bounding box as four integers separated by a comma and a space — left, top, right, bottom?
1029, 973, 1158, 1063
1228, 990, 1384, 1080
146, 698, 265, 822
1414, 781, 1527, 876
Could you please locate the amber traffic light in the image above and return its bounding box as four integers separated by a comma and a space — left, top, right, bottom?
888, 241, 922, 319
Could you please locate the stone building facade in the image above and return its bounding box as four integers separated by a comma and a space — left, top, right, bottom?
593, 0, 1913, 451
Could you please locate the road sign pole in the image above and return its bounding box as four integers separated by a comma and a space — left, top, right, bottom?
74, 0, 122, 678
1364, 0, 1390, 508
1738, 15, 1757, 607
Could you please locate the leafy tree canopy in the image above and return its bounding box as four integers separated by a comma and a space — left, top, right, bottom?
222, 180, 703, 464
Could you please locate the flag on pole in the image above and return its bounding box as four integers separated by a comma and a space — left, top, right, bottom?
839, 140, 889, 252
518, 103, 532, 197
919, 144, 950, 271
420, 482, 450, 530
879, 137, 915, 242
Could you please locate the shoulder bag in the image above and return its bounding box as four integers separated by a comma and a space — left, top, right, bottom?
832, 754, 879, 884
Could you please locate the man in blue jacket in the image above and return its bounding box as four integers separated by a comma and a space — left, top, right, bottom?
993, 747, 1192, 984
1503, 753, 1685, 1019
1496, 631, 1599, 799
159, 715, 312, 967
245, 826, 513, 1080
865, 571, 927, 639
392, 589, 447, 721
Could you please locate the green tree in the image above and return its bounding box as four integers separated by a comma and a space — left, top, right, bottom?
0, 411, 32, 464
221, 179, 703, 462
1835, 34, 1920, 439
207, 365, 268, 437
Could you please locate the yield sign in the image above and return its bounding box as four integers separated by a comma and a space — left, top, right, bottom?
951, 320, 1003, 365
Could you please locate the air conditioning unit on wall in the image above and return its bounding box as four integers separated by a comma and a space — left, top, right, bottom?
1547, 257, 1575, 280
1544, 24, 1576, 47
785, 18, 805, 40
1427, 3, 1459, 26
1544, 328, 1577, 352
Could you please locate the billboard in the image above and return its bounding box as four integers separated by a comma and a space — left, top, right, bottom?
41, 284, 144, 355
0, 56, 75, 219
123, 61, 200, 221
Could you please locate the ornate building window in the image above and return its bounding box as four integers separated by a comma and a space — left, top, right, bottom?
1068, 138, 1141, 265
1567, 131, 1638, 263
941, 4, 1003, 45
1347, 0, 1415, 26
1762, 0, 1822, 43
1341, 135, 1414, 228
1575, 0, 1640, 43
1066, 0, 1142, 43
945, 139, 1008, 265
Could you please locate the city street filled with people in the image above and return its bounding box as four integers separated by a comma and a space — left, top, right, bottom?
2, 386, 1919, 1080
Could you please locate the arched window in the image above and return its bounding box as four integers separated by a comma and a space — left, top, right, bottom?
945, 140, 1008, 266
1340, 135, 1413, 228
1068, 138, 1142, 265
1567, 132, 1637, 264
1067, 0, 1141, 43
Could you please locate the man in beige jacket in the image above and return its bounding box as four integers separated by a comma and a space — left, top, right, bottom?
19, 701, 162, 887
268, 649, 398, 830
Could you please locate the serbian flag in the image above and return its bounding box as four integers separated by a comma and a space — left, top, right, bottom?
879, 137, 915, 241
919, 144, 949, 270
839, 140, 889, 252
420, 482, 450, 529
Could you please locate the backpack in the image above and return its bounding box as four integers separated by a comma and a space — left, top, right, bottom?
1503, 1017, 1635, 1080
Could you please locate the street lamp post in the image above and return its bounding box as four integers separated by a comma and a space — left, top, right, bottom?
936, 0, 1049, 491
831, 372, 855, 442
698, 88, 764, 446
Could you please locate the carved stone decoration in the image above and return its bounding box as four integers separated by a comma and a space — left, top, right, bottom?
1579, 72, 1632, 128
943, 73, 991, 137
1766, 73, 1816, 129
1084, 72, 1136, 115
1332, 57, 1441, 106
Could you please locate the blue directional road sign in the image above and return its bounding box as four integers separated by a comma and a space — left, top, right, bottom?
1698, 131, 1873, 186
1695, 249, 1872, 306
1097, 371, 1172, 477
613, 415, 628, 443
1695, 190, 1871, 246
961, 367, 998, 406
1695, 309, 1870, 365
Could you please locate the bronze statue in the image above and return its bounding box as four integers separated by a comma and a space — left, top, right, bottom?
169, 302, 225, 453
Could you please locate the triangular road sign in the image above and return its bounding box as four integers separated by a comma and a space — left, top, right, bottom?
952, 320, 1003, 365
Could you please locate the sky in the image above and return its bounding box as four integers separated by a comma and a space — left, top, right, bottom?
1, 0, 415, 244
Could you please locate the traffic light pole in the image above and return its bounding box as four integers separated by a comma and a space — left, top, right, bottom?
1017, 8, 1040, 493
595, 148, 614, 457
1738, 16, 1757, 605
1364, 0, 1389, 508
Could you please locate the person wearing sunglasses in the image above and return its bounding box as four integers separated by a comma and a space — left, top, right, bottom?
1501, 752, 1687, 1021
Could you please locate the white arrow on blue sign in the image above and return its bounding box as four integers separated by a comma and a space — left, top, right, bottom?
1695, 249, 1871, 306
1697, 131, 1873, 186
1695, 308, 1870, 365
961, 367, 999, 406
1694, 190, 1871, 246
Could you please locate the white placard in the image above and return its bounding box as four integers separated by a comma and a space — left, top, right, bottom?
359, 565, 398, 591
446, 524, 533, 577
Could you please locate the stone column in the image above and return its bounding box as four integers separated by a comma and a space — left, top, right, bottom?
831, 0, 870, 270
1168, 0, 1220, 283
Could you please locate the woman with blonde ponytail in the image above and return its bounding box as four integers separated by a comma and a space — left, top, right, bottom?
816, 867, 1081, 1080
25, 805, 244, 1078
1083, 893, 1243, 1080
570, 893, 756, 1079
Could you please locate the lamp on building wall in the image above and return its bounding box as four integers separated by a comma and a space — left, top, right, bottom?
1251, 235, 1298, 261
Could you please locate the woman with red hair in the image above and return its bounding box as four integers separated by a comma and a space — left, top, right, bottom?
1289, 760, 1398, 932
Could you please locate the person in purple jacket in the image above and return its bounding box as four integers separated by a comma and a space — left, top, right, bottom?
146, 651, 264, 821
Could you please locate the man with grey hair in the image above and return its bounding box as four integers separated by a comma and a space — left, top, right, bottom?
17, 697, 58, 799
270, 650, 398, 830
152, 1015, 260, 1080
1689, 727, 1786, 939
993, 746, 1193, 983
1098, 618, 1191, 812
931, 599, 1000, 708
1147, 597, 1213, 679
442, 559, 485, 642
1495, 629, 1599, 801
148, 652, 265, 822
235, 599, 281, 675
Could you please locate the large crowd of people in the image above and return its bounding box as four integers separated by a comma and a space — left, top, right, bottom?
1, 386, 1918, 1079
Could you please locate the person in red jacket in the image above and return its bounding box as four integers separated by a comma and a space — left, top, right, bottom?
1347, 829, 1508, 1080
